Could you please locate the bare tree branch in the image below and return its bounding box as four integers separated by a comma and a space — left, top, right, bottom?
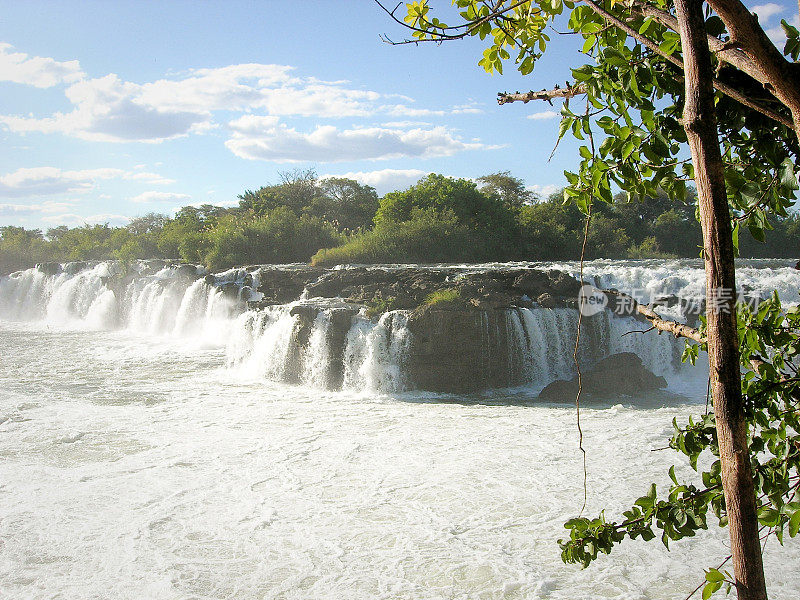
603, 289, 706, 343
497, 84, 587, 105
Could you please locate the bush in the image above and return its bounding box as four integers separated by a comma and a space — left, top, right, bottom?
423, 288, 461, 307
311, 208, 503, 266
203, 208, 342, 270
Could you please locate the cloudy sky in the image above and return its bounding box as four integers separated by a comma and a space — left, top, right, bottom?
1, 0, 796, 230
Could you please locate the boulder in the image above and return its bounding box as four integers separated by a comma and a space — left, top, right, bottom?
405, 307, 529, 392
175, 264, 200, 279
538, 352, 667, 401
255, 267, 323, 305
36, 262, 62, 275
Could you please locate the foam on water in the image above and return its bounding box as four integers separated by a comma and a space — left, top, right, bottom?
1, 323, 798, 599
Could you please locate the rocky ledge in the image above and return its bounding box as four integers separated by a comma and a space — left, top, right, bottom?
252, 266, 583, 312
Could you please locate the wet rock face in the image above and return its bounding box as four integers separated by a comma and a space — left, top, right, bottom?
404, 307, 529, 393
538, 352, 667, 401
36, 262, 62, 276
254, 268, 323, 305
260, 266, 583, 312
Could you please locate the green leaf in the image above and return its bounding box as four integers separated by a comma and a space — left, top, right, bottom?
748, 223, 766, 243
779, 157, 799, 190
705, 568, 725, 583
702, 580, 722, 600
789, 509, 800, 537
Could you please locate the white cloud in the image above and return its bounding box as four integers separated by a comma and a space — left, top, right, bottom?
527, 111, 560, 121
1, 74, 211, 143
0, 200, 77, 217
125, 171, 175, 184
41, 212, 130, 226
753, 3, 784, 22
528, 183, 561, 198
321, 168, 428, 193
0, 166, 173, 198
1, 60, 392, 143
225, 120, 488, 163
451, 102, 484, 115
383, 104, 447, 117
766, 13, 799, 45
130, 191, 191, 203
383, 102, 484, 117
138, 66, 381, 118
0, 43, 491, 164
381, 120, 432, 128
0, 42, 84, 88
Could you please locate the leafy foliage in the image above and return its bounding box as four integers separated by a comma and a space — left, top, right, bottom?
560, 295, 800, 576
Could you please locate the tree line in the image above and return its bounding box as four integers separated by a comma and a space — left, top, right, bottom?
2, 169, 798, 275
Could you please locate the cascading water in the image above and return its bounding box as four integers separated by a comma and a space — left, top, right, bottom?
0, 261, 239, 337
342, 310, 410, 392
1, 259, 797, 394
226, 304, 411, 393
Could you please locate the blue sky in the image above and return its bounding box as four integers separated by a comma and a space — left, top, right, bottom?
0, 0, 796, 230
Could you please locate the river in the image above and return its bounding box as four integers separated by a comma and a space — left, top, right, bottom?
1, 259, 799, 599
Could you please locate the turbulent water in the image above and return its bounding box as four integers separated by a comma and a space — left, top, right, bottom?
1, 259, 799, 599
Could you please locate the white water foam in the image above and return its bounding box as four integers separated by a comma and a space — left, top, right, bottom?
0, 322, 798, 599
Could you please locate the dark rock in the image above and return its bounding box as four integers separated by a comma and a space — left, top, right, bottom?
239, 286, 257, 302
324, 308, 358, 390
405, 307, 529, 392
796, 260, 800, 270
256, 267, 323, 305
176, 264, 199, 279
217, 282, 241, 300
63, 261, 88, 274
538, 352, 667, 401
289, 304, 321, 322
36, 262, 62, 275
136, 259, 169, 275
512, 270, 551, 296
252, 266, 582, 314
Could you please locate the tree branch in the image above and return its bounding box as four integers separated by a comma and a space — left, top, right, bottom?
603, 289, 707, 343
497, 84, 587, 105
706, 0, 800, 134
581, 0, 793, 128
495, 1, 792, 127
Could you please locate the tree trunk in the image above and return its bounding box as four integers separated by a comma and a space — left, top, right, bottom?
673, 0, 768, 598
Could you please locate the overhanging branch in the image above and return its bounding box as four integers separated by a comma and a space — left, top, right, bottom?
603, 289, 706, 343
581, 0, 793, 128
498, 84, 587, 105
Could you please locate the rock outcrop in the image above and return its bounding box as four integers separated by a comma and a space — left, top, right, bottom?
254, 266, 583, 313
405, 307, 529, 392
538, 352, 667, 401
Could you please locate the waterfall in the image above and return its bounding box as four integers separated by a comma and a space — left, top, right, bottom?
227, 305, 411, 393
3, 259, 797, 395
0, 261, 240, 337
342, 311, 410, 392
